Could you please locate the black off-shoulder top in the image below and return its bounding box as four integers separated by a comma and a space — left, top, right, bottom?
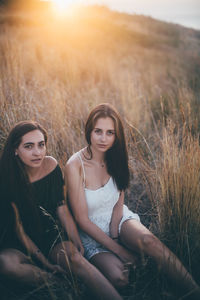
0, 164, 68, 256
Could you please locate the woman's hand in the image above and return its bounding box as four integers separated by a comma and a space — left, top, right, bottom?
44, 262, 65, 274
68, 236, 84, 255
115, 243, 138, 265
72, 240, 84, 256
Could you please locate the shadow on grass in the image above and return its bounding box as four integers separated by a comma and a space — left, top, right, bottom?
0, 274, 82, 300
0, 264, 179, 300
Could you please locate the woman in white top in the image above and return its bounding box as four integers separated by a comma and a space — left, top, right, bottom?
65, 103, 200, 298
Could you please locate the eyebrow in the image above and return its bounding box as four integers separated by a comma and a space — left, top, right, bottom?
23, 140, 45, 145
94, 127, 115, 131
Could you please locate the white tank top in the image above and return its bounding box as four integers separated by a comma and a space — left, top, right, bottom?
77, 151, 120, 242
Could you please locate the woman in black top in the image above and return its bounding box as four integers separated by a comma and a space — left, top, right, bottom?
0, 121, 122, 300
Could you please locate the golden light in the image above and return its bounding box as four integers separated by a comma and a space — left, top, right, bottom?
50, 0, 74, 14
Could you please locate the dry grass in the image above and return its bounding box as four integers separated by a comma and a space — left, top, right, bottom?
0, 4, 200, 299
156, 123, 200, 271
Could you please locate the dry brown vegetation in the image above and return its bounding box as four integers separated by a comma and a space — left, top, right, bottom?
0, 4, 200, 300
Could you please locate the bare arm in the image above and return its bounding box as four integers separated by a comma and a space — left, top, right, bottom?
109, 191, 124, 239
65, 157, 135, 263
57, 204, 84, 255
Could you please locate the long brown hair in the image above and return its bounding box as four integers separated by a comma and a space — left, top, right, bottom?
85, 103, 129, 191
0, 121, 47, 243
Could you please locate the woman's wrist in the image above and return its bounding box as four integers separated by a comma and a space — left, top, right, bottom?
35, 249, 41, 254
33, 249, 48, 263
33, 248, 43, 258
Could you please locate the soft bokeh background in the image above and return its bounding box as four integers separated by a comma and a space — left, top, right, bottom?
85, 0, 200, 29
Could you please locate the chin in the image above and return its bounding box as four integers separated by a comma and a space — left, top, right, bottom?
30, 160, 43, 167
97, 147, 108, 152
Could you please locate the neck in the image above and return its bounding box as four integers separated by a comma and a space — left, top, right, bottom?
88, 146, 105, 165
25, 165, 43, 182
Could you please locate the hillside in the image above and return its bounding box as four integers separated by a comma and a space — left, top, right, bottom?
0, 5, 200, 144
0, 5, 200, 300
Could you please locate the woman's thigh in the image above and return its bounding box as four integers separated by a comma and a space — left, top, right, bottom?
0, 248, 36, 282
0, 248, 55, 286
49, 241, 80, 270
90, 252, 129, 288
120, 219, 160, 254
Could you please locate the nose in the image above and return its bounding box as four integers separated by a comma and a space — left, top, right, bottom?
33, 147, 41, 155
100, 133, 106, 142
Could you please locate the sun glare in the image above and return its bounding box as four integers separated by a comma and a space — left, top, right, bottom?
51, 0, 74, 13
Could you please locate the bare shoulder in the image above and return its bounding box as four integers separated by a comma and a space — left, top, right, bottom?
43, 156, 58, 174
65, 151, 81, 175
65, 152, 80, 169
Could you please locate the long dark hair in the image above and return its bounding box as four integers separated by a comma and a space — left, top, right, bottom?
85, 103, 129, 191
0, 121, 47, 243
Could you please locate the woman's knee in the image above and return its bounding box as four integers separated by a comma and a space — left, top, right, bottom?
141, 234, 159, 252
0, 253, 15, 276
52, 241, 83, 269
0, 249, 23, 276
0, 252, 9, 275
91, 253, 129, 289
109, 270, 129, 289
67, 246, 83, 268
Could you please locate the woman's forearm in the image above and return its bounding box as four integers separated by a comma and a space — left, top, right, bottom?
109, 208, 123, 238
78, 217, 122, 255
57, 204, 84, 254
109, 192, 124, 238
109, 220, 121, 239
57, 205, 82, 243
79, 218, 137, 263
17, 226, 49, 264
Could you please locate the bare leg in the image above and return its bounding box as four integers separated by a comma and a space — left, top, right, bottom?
0, 248, 53, 287
49, 241, 123, 300
120, 220, 200, 299
90, 252, 129, 289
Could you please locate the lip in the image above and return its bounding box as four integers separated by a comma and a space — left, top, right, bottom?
31, 158, 42, 162
97, 144, 108, 148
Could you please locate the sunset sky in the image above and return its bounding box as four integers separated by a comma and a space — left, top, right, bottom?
43, 0, 200, 29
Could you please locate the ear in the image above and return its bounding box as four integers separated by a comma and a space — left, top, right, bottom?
15, 150, 18, 156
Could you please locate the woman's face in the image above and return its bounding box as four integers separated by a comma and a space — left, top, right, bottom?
90, 117, 115, 152
15, 130, 46, 169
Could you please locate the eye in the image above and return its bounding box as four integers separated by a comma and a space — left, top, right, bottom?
39, 142, 45, 148
24, 145, 33, 149
107, 130, 115, 136
94, 129, 102, 134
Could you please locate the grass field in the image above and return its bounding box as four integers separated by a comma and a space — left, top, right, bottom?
0, 4, 200, 299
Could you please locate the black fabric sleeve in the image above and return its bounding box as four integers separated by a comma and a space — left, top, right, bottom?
50, 165, 66, 210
